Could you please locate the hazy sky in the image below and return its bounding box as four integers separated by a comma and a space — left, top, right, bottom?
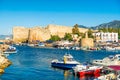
0, 0, 120, 35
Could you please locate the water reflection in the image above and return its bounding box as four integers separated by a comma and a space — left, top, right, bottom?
51, 67, 75, 80
64, 70, 73, 80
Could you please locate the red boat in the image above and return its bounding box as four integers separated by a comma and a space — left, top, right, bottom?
77, 70, 94, 77
73, 65, 102, 78
94, 68, 101, 78
77, 69, 101, 77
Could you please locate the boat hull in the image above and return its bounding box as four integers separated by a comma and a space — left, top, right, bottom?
4, 51, 17, 54
77, 69, 101, 77
51, 62, 78, 69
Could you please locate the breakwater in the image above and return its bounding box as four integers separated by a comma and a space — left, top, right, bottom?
0, 44, 12, 74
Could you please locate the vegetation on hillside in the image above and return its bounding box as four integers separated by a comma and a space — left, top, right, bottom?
72, 24, 85, 37
72, 24, 80, 36
63, 33, 73, 41
87, 29, 94, 38
49, 35, 61, 41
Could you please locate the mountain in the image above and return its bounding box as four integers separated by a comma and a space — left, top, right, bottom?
78, 20, 120, 30
94, 20, 120, 29
0, 35, 12, 39
78, 25, 88, 29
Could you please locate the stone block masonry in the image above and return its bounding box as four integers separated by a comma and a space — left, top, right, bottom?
13, 24, 88, 43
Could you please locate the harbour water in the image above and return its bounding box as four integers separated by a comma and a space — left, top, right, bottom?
0, 45, 119, 80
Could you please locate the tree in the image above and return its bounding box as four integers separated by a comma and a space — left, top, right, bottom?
72, 24, 80, 36
49, 35, 60, 41
87, 29, 94, 38
117, 29, 120, 39
64, 33, 73, 41
98, 27, 108, 32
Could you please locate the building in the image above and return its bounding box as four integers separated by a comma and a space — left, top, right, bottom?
93, 32, 118, 42
81, 32, 94, 48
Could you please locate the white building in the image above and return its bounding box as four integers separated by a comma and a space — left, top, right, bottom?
93, 32, 118, 42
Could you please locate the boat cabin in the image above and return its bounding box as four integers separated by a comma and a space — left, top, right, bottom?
63, 54, 75, 62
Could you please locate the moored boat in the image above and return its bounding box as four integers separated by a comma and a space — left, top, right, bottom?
73, 64, 103, 77
51, 54, 80, 69
94, 65, 119, 80
105, 46, 116, 51
92, 54, 120, 66
3, 46, 17, 54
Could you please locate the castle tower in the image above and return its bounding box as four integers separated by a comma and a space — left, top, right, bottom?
81, 32, 94, 48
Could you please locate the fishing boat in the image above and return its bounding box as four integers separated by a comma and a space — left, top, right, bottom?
92, 54, 120, 66
73, 64, 103, 77
51, 54, 80, 69
4, 46, 17, 54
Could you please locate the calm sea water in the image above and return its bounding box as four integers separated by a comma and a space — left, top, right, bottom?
0, 46, 120, 80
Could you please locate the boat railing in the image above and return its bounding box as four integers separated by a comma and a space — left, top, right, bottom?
52, 59, 58, 63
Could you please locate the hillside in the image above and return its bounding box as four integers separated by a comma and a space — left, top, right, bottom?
94, 20, 120, 29
0, 35, 12, 39
78, 20, 120, 29
78, 25, 88, 29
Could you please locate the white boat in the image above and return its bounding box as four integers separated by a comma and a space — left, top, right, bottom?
51, 54, 80, 69
4, 46, 17, 54
95, 73, 117, 80
4, 50, 17, 54
105, 46, 116, 51
27, 44, 35, 47
35, 43, 45, 47
71, 46, 80, 50
92, 54, 120, 66
65, 46, 70, 49
94, 66, 119, 80
38, 43, 45, 47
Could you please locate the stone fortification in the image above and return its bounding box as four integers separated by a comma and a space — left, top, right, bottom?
13, 24, 88, 43
13, 27, 29, 43
81, 33, 94, 47
47, 24, 73, 38
29, 27, 51, 42
78, 28, 88, 33
81, 38, 94, 47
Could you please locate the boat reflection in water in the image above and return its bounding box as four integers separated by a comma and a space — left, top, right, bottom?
64, 70, 74, 80
51, 66, 101, 80
51, 67, 74, 80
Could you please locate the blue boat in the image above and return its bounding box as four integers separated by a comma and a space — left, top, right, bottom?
51, 54, 80, 69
